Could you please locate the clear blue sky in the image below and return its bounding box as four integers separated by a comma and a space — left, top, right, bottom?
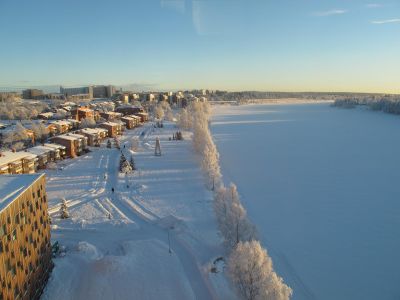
0, 0, 399, 93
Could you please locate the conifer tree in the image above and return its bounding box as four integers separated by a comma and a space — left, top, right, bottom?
130, 155, 136, 170
60, 198, 69, 219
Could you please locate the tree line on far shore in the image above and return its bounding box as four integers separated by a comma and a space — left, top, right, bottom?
333, 95, 400, 115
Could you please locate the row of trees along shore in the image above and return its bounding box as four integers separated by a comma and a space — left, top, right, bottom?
333, 95, 400, 114
178, 102, 292, 300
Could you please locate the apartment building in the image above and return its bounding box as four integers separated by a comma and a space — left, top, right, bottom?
0, 174, 52, 300
0, 152, 37, 175
70, 107, 95, 122
99, 122, 122, 138
99, 112, 122, 121
51, 134, 87, 158
79, 128, 108, 146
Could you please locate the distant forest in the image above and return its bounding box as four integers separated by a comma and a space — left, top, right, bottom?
208, 91, 397, 102
333, 94, 400, 115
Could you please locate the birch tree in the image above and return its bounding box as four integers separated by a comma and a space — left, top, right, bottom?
228, 240, 292, 300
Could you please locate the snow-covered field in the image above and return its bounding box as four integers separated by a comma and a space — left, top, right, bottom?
41, 123, 236, 300
211, 103, 400, 300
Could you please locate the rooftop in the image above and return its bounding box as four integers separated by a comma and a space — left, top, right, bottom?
0, 174, 44, 212
44, 143, 66, 150
0, 151, 37, 166
101, 121, 121, 127
27, 145, 54, 156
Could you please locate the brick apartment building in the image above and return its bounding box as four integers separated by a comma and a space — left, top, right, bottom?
0, 174, 52, 300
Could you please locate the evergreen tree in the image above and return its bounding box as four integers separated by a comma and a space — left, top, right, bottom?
60, 198, 69, 219
119, 153, 127, 171
130, 155, 136, 170
121, 159, 133, 173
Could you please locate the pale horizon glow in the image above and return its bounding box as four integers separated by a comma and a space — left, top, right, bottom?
0, 0, 399, 94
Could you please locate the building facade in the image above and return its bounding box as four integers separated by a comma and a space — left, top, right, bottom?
0, 174, 52, 300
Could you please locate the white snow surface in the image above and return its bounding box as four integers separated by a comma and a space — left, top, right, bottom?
42, 122, 236, 300
211, 103, 400, 300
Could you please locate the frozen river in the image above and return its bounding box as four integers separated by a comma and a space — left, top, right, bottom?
211, 103, 400, 300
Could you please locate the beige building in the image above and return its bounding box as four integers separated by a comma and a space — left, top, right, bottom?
0, 174, 52, 300
0, 151, 37, 175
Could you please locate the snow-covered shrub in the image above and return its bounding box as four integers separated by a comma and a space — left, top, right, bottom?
228, 240, 292, 300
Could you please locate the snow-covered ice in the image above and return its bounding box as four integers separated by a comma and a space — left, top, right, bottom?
211, 103, 400, 300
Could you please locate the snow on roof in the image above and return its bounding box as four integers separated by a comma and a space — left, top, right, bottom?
44, 143, 66, 150
0, 174, 44, 212
26, 145, 54, 156
121, 116, 135, 121
129, 115, 142, 119
53, 135, 79, 141
50, 120, 72, 126
39, 112, 54, 117
101, 122, 121, 127
81, 128, 107, 135
0, 151, 37, 166
67, 133, 87, 140
102, 111, 122, 115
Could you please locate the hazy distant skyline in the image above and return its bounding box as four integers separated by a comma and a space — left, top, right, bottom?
0, 0, 399, 93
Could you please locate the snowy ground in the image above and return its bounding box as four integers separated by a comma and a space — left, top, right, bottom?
211, 103, 400, 300
41, 122, 236, 300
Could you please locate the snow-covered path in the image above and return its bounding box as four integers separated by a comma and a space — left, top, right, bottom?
42, 123, 233, 300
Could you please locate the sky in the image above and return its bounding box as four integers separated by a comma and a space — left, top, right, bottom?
0, 0, 399, 93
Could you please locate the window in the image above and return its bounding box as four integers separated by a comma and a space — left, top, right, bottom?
0, 224, 6, 237
11, 229, 17, 241
0, 240, 3, 253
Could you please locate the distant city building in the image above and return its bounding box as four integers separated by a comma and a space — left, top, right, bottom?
22, 89, 44, 100
0, 173, 52, 300
60, 86, 93, 100
60, 85, 115, 100
92, 85, 116, 99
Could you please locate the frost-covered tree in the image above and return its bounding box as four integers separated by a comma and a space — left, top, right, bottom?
177, 108, 191, 130
228, 240, 292, 300
214, 184, 256, 248
154, 104, 165, 120
131, 137, 139, 151
119, 153, 127, 170
60, 198, 70, 219
80, 117, 96, 128
32, 122, 48, 144
3, 122, 30, 148
120, 159, 132, 173
13, 141, 25, 151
